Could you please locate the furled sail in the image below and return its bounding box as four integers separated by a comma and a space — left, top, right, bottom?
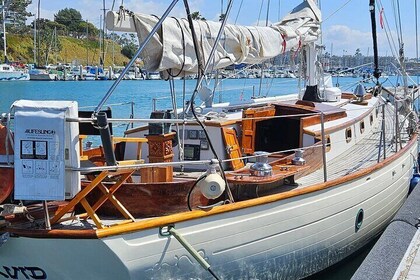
106, 0, 321, 74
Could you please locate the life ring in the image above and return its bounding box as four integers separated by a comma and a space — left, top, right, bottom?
0, 124, 14, 204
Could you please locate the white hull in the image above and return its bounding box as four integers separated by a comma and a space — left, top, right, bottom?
0, 72, 29, 81
0, 139, 415, 279
29, 73, 58, 81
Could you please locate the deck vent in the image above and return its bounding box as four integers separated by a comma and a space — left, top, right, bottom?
353, 83, 366, 102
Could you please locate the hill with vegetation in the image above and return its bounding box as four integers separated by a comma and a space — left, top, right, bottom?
1, 3, 138, 67
6, 34, 130, 67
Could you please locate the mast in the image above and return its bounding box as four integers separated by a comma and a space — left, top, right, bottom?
33, 10, 36, 64
86, 20, 89, 65
101, 0, 107, 66
1, 0, 6, 62
369, 0, 381, 83
99, 14, 102, 65
37, 0, 40, 66
301, 0, 322, 102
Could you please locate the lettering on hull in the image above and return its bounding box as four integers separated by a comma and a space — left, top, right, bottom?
0, 266, 46, 279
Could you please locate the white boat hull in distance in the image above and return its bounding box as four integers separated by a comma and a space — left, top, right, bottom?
0, 72, 29, 81
0, 64, 29, 81
0, 136, 416, 279
29, 73, 58, 81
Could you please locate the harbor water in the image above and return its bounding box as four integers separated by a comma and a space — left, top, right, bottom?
0, 76, 414, 279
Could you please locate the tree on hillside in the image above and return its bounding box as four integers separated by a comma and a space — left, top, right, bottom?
119, 33, 138, 59
55, 8, 82, 27
121, 43, 137, 59
191, 11, 206, 20
54, 8, 99, 38
76, 21, 99, 39
1, 0, 32, 34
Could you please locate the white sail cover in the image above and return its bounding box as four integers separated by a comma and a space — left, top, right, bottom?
106, 0, 321, 74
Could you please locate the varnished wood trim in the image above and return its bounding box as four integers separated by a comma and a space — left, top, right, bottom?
303, 105, 374, 137
112, 137, 148, 143
205, 120, 241, 127
9, 134, 417, 240
3, 228, 98, 239
124, 125, 148, 135
96, 133, 417, 238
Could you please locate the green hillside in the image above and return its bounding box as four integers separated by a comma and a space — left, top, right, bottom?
6, 34, 130, 66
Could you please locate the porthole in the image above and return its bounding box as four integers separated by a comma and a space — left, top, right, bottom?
355, 209, 364, 232
315, 135, 331, 152
346, 128, 352, 143
360, 121, 365, 134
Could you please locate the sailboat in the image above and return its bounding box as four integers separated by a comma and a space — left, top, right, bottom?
0, 1, 29, 81
0, 63, 29, 81
0, 0, 417, 279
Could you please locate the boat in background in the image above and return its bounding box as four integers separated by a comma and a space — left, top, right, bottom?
28, 66, 58, 81
0, 64, 29, 81
0, 1, 417, 279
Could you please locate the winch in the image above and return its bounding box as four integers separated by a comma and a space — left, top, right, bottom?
250, 151, 272, 177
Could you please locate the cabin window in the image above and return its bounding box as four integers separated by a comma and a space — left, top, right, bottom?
375, 107, 379, 117
315, 135, 331, 152
370, 114, 374, 125
346, 128, 352, 143
360, 121, 365, 134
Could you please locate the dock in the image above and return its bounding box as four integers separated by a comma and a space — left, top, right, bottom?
352, 183, 420, 280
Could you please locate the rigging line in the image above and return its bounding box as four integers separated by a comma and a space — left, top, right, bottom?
258, 0, 271, 97
322, 0, 353, 23
391, 0, 401, 47
186, 0, 236, 203
396, 0, 404, 48
376, 0, 399, 61
393, 0, 409, 91
234, 0, 243, 24
183, 0, 205, 78
278, 0, 281, 22
111, 0, 116, 10
416, 0, 419, 91
319, 0, 323, 45
257, 0, 265, 26
266, 0, 271, 26
416, 0, 419, 65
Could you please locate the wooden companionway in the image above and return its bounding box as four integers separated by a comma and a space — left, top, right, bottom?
222, 127, 245, 170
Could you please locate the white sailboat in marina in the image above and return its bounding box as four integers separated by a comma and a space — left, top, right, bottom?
0, 1, 417, 279
0, 64, 29, 81
0, 1, 29, 81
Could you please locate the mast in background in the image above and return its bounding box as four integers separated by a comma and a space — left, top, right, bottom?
33, 11, 36, 64
1, 0, 6, 62
101, 0, 107, 66
37, 0, 40, 66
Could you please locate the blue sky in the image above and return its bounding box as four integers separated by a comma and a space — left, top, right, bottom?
27, 0, 419, 58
